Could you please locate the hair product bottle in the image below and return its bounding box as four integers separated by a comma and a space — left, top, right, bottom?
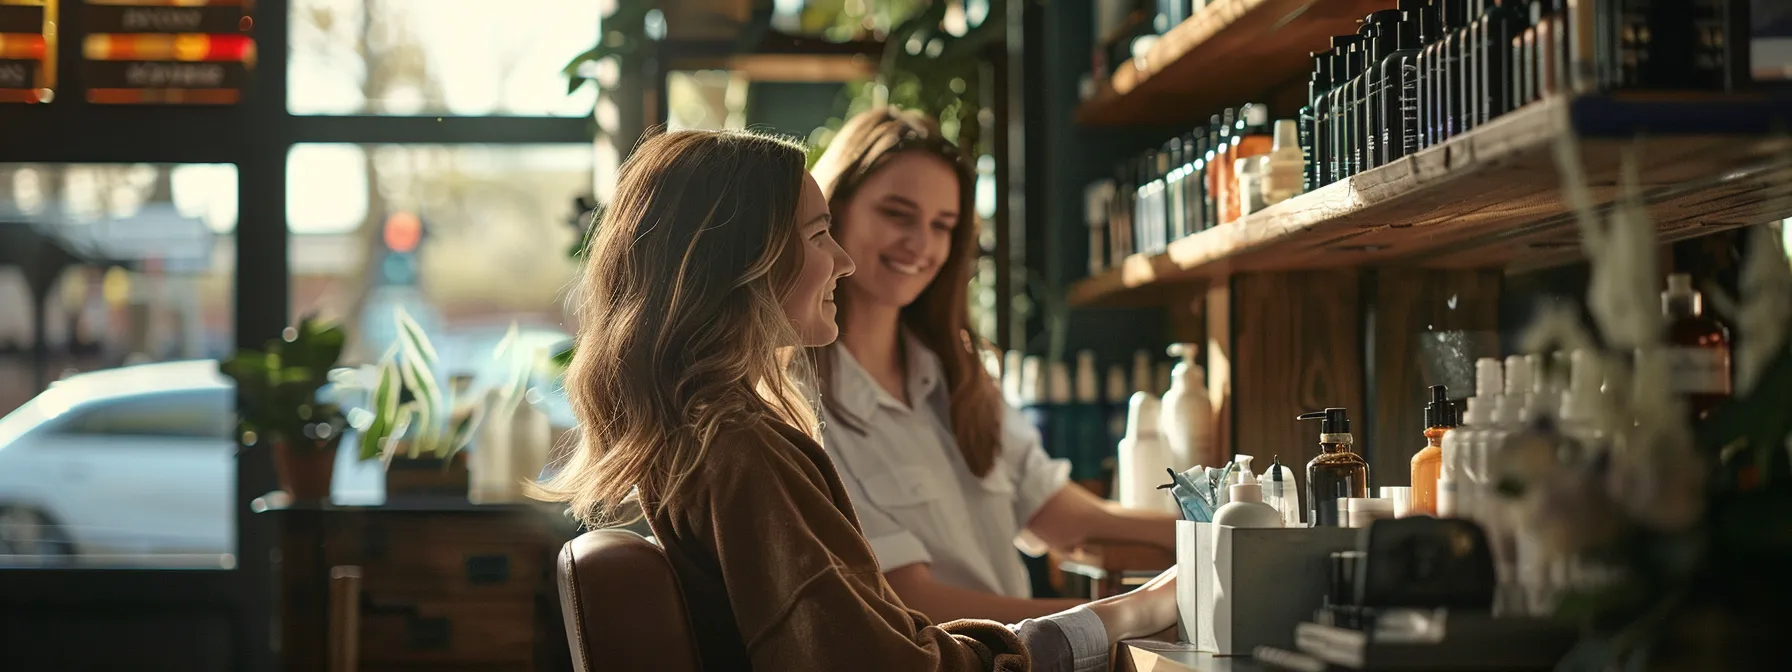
1300, 408, 1369, 527
1409, 385, 1458, 516
1661, 273, 1731, 424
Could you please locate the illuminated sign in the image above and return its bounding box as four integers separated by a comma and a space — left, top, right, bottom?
83, 0, 253, 105
0, 0, 55, 103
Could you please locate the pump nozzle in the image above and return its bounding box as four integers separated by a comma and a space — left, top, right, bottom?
1424, 385, 1458, 428
1297, 408, 1352, 434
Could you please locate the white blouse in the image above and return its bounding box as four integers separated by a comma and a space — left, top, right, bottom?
820, 334, 1071, 599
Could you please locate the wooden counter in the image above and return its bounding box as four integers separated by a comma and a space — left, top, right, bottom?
1116, 640, 1265, 672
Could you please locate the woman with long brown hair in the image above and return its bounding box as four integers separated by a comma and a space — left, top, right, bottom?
535, 128, 1175, 671
811, 108, 1178, 625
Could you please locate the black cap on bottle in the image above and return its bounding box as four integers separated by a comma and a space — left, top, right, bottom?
1424, 385, 1459, 428
1298, 408, 1352, 434
1329, 35, 1362, 76
1366, 10, 1401, 60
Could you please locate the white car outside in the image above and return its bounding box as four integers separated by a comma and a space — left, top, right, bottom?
0, 325, 572, 565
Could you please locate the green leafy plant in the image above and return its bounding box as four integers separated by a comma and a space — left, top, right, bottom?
331, 309, 532, 464
220, 316, 348, 450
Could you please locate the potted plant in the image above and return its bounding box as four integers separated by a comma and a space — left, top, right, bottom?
221, 316, 348, 503
333, 307, 525, 501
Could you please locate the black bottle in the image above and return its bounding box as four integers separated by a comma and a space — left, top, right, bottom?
1418, 1, 1441, 149
1347, 24, 1375, 179
1203, 118, 1222, 226
1302, 50, 1331, 192
1324, 36, 1363, 183
1315, 36, 1357, 187
1440, 0, 1470, 141
1468, 0, 1526, 127
1359, 11, 1401, 173
1183, 132, 1207, 235
1381, 2, 1432, 164
1164, 137, 1186, 242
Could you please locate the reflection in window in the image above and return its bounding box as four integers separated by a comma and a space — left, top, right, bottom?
0, 164, 237, 569
666, 70, 748, 132
288, 0, 601, 116
286, 145, 589, 502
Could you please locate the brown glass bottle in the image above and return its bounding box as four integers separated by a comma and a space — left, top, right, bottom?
1301, 408, 1370, 527
1662, 273, 1731, 423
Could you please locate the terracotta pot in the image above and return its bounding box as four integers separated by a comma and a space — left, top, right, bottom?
274, 439, 339, 504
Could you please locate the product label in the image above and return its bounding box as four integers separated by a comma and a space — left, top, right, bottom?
1393, 60, 1418, 158
1664, 347, 1731, 394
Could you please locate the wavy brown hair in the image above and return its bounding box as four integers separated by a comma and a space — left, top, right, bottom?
809, 107, 1005, 478
533, 129, 818, 526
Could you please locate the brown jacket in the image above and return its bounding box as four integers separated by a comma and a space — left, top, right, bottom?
642, 418, 1031, 671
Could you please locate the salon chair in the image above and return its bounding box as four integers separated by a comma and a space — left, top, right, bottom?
556, 530, 702, 672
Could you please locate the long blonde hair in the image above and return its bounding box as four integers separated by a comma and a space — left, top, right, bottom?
808, 107, 1005, 478
533, 129, 818, 526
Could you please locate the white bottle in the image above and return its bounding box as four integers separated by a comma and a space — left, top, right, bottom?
1002, 351, 1025, 407
1235, 155, 1266, 218
509, 388, 553, 494
1158, 343, 1214, 471
1261, 119, 1306, 206
1440, 357, 1503, 519
1480, 355, 1532, 616
1117, 392, 1177, 514
1212, 468, 1284, 528
1262, 456, 1303, 527
469, 388, 514, 504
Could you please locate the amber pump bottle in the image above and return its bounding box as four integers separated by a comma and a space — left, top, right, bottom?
1662, 273, 1731, 424
1300, 408, 1369, 527
1410, 385, 1458, 516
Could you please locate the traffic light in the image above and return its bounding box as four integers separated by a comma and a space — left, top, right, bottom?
380, 212, 423, 286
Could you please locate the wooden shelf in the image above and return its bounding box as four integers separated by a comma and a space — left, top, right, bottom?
1069, 93, 1792, 308
1076, 0, 1391, 126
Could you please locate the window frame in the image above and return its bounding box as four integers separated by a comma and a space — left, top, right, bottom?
0, 2, 599, 669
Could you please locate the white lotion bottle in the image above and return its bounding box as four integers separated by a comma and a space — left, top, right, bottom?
1212, 468, 1284, 528
1117, 392, 1177, 513
1158, 343, 1214, 471
1441, 357, 1503, 519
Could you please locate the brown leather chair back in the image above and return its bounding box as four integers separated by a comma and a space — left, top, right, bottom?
557, 529, 702, 672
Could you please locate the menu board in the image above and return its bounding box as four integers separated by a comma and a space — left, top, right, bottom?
83, 0, 253, 104
0, 0, 54, 103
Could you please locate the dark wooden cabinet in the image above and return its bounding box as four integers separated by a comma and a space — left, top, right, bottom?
260, 495, 578, 671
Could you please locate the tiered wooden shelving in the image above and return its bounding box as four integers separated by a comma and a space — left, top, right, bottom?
1070, 93, 1792, 307
1077, 0, 1392, 126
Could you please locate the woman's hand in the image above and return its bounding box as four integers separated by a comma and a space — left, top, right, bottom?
1082, 566, 1178, 644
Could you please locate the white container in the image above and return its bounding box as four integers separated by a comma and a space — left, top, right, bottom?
1235, 156, 1266, 217
1176, 521, 1358, 654
509, 389, 553, 491
1213, 469, 1284, 528
1379, 486, 1412, 518
1346, 497, 1394, 529
1158, 343, 1214, 471
1117, 392, 1177, 513
1261, 120, 1306, 206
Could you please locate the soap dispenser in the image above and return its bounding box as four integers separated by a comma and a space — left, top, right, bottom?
1299, 408, 1370, 527
1158, 343, 1214, 471
1213, 456, 1284, 528
1409, 385, 1458, 516
1117, 392, 1177, 514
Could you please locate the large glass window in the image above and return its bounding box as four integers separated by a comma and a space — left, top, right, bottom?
285, 143, 589, 504
288, 0, 602, 116
0, 163, 237, 569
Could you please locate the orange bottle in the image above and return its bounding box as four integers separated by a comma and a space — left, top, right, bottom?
1207, 109, 1233, 228
1410, 385, 1456, 516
